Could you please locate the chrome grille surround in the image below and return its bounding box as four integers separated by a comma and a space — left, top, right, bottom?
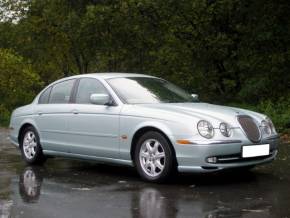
237, 115, 261, 143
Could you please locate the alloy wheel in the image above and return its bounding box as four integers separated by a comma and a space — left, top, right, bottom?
23, 131, 37, 160
139, 139, 166, 177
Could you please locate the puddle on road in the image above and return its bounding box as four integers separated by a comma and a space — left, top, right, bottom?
0, 128, 290, 218
0, 200, 13, 218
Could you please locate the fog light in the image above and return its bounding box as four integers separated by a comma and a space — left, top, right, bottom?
207, 157, 217, 163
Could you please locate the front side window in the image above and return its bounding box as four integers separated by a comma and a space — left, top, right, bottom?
76, 78, 108, 104
107, 77, 195, 104
49, 79, 75, 104
38, 86, 52, 104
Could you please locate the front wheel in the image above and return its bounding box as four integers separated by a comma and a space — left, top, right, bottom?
20, 126, 46, 165
134, 131, 176, 182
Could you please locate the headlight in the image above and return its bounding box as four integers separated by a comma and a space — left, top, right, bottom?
219, 122, 232, 137
197, 120, 214, 139
266, 117, 277, 134
261, 120, 271, 135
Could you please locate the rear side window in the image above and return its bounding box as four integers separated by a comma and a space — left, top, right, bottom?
38, 87, 52, 104
76, 78, 108, 104
49, 79, 75, 104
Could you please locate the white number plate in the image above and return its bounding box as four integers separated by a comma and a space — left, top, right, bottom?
242, 144, 270, 158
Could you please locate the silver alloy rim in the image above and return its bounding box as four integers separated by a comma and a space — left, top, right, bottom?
139, 139, 166, 177
23, 131, 37, 159
23, 169, 37, 197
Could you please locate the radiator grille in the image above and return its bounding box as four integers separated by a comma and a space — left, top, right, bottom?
238, 115, 261, 142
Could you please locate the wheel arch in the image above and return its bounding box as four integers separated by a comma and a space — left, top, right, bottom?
18, 121, 39, 145
130, 126, 177, 165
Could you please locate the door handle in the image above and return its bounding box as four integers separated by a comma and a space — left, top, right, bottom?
37, 111, 42, 115
72, 110, 79, 114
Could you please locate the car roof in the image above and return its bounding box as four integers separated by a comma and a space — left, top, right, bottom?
35, 73, 158, 103
87, 72, 156, 79
56, 72, 157, 82
43, 72, 160, 89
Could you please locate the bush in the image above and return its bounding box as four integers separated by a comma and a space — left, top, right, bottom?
0, 49, 42, 127
0, 105, 10, 126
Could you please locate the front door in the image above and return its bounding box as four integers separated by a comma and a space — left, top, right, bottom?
67, 78, 121, 159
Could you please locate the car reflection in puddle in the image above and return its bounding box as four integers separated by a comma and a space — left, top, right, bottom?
16, 166, 178, 218
11, 164, 288, 218
19, 167, 42, 203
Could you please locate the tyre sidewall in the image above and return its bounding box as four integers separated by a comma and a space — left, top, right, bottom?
20, 126, 44, 164
134, 131, 174, 182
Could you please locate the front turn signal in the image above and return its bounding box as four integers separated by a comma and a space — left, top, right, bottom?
176, 139, 193, 145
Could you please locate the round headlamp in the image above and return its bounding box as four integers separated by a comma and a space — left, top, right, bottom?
261, 120, 271, 136
197, 120, 214, 139
219, 122, 232, 137
266, 117, 276, 134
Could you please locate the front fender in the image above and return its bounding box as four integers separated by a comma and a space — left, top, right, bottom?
119, 115, 182, 160
132, 121, 174, 139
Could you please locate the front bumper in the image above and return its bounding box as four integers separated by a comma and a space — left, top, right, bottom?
175, 135, 279, 173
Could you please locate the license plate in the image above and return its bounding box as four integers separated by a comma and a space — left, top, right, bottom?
242, 144, 270, 158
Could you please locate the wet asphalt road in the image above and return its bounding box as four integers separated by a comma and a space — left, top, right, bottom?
0, 129, 290, 218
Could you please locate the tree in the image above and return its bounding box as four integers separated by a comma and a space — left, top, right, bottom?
0, 49, 41, 124
0, 0, 289, 129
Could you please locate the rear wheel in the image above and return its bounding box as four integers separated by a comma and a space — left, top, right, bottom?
134, 131, 175, 182
20, 126, 46, 165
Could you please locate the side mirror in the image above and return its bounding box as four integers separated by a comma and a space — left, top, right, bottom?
90, 93, 110, 105
191, 94, 199, 101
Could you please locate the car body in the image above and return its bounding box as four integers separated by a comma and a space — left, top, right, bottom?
9, 73, 279, 182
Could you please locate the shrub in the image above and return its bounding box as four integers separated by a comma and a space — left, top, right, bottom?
0, 49, 42, 127
0, 105, 10, 126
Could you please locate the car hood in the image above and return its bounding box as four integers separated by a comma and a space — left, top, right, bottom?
129, 103, 265, 127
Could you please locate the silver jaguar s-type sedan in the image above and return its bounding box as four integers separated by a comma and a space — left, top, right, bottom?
9, 73, 279, 182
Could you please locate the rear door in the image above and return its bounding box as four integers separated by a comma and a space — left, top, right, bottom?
34, 79, 76, 152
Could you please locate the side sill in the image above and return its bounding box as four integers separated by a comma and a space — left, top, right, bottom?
43, 150, 134, 167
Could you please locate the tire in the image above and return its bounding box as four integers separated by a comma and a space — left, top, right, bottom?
20, 126, 46, 165
19, 166, 43, 203
134, 131, 176, 182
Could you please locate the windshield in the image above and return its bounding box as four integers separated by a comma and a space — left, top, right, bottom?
107, 77, 197, 104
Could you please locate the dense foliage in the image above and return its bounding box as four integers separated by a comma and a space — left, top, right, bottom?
0, 0, 289, 131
